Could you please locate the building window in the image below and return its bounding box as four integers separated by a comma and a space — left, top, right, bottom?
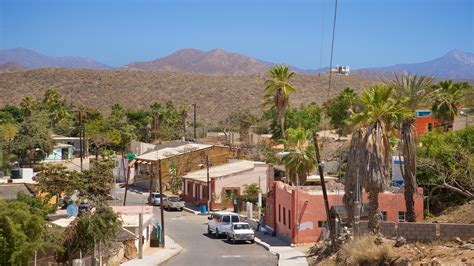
381, 211, 388, 221
398, 211, 406, 222
278, 205, 281, 222
318, 221, 327, 228
283, 207, 286, 225
288, 210, 291, 229
428, 123, 433, 132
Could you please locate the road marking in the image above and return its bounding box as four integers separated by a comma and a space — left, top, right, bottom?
221, 255, 242, 258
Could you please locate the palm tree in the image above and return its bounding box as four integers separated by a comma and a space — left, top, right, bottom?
20, 96, 37, 117
261, 65, 296, 139
281, 128, 316, 185
349, 85, 409, 234
432, 80, 467, 131
390, 74, 434, 222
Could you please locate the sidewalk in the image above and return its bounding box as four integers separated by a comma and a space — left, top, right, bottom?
122, 235, 182, 266
254, 230, 308, 266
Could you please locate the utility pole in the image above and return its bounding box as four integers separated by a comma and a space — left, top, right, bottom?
78, 111, 83, 172
206, 155, 211, 211
149, 163, 153, 204
123, 165, 131, 206
312, 131, 335, 246
138, 212, 143, 259
158, 160, 166, 248
193, 103, 197, 140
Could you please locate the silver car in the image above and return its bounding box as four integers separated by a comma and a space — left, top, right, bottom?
149, 192, 166, 206
226, 222, 255, 244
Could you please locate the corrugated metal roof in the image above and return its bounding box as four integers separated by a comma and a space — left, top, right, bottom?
182, 160, 266, 182
135, 143, 212, 161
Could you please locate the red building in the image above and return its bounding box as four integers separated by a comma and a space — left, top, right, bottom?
265, 181, 424, 244
415, 110, 441, 136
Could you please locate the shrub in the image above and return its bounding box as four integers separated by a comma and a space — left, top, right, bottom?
337, 235, 395, 265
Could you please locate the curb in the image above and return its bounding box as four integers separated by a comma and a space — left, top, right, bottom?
182, 207, 200, 215
254, 237, 278, 256
156, 242, 183, 266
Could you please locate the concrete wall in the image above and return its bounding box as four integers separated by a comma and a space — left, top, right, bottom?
358, 221, 474, 242
439, 223, 474, 240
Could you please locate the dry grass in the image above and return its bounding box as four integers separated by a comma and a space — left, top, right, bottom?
337, 235, 395, 265
0, 68, 374, 123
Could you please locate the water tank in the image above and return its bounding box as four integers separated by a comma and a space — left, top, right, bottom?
10, 169, 21, 179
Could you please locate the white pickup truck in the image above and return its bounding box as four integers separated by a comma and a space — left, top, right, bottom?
225, 222, 255, 244
162, 195, 185, 211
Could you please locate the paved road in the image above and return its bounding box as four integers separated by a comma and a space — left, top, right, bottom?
163, 211, 277, 266
112, 187, 277, 266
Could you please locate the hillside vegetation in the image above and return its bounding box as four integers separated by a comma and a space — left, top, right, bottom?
0, 68, 373, 122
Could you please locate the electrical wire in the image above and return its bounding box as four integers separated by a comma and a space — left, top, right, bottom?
327, 0, 339, 101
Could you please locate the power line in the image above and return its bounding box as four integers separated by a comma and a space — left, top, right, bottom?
327, 0, 339, 101
318, 0, 327, 77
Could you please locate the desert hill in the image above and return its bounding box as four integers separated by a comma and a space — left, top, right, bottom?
0, 68, 373, 123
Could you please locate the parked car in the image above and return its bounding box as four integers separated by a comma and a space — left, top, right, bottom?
207, 211, 240, 238
149, 192, 166, 206
226, 222, 255, 244
162, 195, 185, 211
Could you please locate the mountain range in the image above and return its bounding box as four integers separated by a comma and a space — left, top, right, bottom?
0, 48, 111, 69
1, 47, 473, 80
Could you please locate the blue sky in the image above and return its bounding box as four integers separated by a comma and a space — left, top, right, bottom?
0, 0, 472, 69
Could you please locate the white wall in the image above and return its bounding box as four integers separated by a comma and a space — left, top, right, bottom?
214, 164, 270, 202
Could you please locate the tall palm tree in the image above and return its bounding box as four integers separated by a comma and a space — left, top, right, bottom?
281, 128, 316, 185
432, 80, 467, 131
390, 74, 434, 222
261, 65, 296, 139
350, 85, 409, 234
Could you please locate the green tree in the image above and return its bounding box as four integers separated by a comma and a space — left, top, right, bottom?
0, 122, 18, 174
431, 80, 468, 131
261, 65, 296, 140
35, 164, 77, 201
58, 204, 122, 263
325, 87, 359, 136
389, 74, 434, 222
417, 127, 473, 211
281, 128, 316, 185
349, 85, 409, 233
11, 113, 53, 166
169, 160, 182, 195
126, 108, 152, 142
266, 103, 321, 140
0, 105, 24, 124
0, 193, 58, 265
85, 118, 120, 158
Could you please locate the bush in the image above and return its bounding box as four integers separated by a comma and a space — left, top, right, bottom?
337, 235, 395, 265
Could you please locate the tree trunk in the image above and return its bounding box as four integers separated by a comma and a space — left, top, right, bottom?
280, 116, 286, 139
404, 187, 416, 221
368, 190, 380, 234
400, 121, 417, 222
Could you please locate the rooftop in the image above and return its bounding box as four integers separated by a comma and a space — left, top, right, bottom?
0, 183, 34, 200
182, 160, 266, 182
135, 143, 212, 161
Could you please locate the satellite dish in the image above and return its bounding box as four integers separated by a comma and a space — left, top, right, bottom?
66, 204, 79, 217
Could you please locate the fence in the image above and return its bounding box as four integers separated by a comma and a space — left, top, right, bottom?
358, 221, 474, 241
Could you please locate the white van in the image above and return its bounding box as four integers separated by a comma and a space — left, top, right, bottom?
207, 211, 240, 238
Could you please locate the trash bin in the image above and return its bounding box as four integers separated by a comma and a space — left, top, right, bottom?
200, 204, 207, 214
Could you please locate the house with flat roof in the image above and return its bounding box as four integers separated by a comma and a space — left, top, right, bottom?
132, 143, 236, 192
181, 160, 274, 210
